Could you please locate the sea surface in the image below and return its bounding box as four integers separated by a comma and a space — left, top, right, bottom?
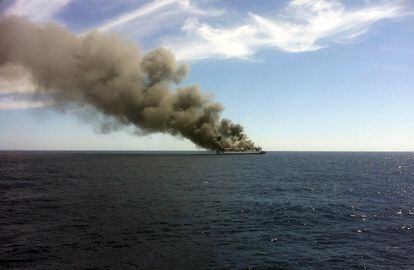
1, 151, 413, 269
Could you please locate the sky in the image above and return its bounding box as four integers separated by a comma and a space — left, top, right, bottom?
1, 0, 414, 151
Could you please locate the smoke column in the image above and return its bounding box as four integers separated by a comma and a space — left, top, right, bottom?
0, 16, 258, 150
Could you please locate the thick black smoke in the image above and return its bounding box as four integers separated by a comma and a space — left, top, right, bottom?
0, 16, 257, 150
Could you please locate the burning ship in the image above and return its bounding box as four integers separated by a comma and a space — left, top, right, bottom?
216, 147, 266, 155
213, 137, 266, 155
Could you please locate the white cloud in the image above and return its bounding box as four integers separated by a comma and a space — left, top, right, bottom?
94, 0, 224, 46
0, 79, 36, 94
5, 0, 70, 21
96, 0, 221, 33
97, 0, 178, 32
0, 96, 54, 110
164, 0, 410, 60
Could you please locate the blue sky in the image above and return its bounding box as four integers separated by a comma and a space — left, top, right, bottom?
1, 0, 414, 150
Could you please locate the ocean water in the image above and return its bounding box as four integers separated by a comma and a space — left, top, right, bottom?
1, 151, 413, 269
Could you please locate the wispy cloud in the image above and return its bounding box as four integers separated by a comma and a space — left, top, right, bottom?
0, 95, 54, 110
97, 0, 178, 32
96, 0, 221, 33
5, 0, 70, 21
0, 79, 35, 94
164, 0, 410, 60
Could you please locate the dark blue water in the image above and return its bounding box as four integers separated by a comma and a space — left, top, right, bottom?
1, 152, 413, 269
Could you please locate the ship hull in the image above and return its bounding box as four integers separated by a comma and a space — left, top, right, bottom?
216, 151, 266, 155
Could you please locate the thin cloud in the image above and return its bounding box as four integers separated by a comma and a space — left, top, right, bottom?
164, 0, 410, 60
5, 0, 70, 21
0, 96, 54, 110
97, 0, 178, 32
0, 79, 36, 94
96, 0, 221, 33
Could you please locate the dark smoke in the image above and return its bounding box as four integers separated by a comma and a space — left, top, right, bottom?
0, 16, 258, 150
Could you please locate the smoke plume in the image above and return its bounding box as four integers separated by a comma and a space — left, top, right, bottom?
0, 16, 258, 150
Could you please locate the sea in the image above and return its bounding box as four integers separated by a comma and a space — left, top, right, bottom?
0, 151, 413, 269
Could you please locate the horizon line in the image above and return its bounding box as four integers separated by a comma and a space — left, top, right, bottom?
1, 149, 414, 153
